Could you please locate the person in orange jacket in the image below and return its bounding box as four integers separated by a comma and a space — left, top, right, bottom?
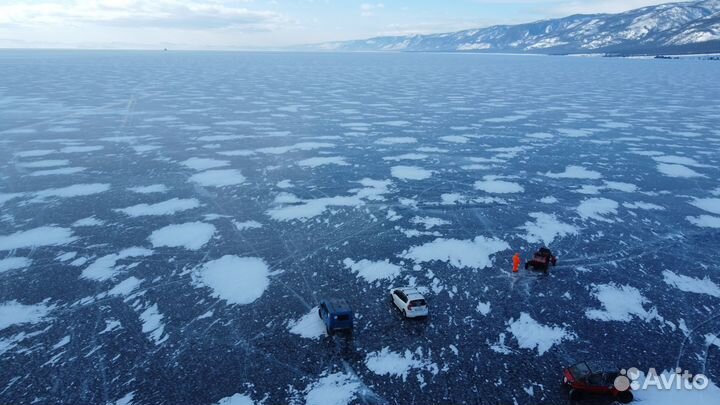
512, 253, 521, 272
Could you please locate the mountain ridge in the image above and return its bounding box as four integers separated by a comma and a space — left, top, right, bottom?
302, 0, 720, 55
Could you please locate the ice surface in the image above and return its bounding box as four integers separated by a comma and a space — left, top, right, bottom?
1, 52, 719, 405
149, 222, 216, 250
192, 255, 270, 305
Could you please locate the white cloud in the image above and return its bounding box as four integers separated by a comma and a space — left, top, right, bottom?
361, 3, 384, 17
0, 0, 287, 30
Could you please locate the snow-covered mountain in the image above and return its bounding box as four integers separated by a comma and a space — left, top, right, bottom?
306, 0, 720, 55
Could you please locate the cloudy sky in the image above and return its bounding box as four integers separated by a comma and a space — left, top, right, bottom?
0, 0, 682, 49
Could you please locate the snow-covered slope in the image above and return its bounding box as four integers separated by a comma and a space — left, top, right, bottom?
307, 0, 720, 55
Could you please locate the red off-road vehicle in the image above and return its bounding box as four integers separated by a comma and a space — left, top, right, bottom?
562, 361, 633, 403
525, 247, 557, 273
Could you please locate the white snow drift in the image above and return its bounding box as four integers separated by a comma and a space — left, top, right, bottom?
0, 226, 76, 251
520, 213, 577, 245
342, 258, 402, 283
288, 307, 326, 339
545, 165, 601, 180
149, 222, 216, 250
193, 255, 270, 305
402, 236, 509, 269
189, 169, 246, 187
115, 198, 200, 217
585, 283, 659, 322
507, 313, 575, 355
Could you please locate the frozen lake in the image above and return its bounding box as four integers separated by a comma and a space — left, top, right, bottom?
1, 51, 719, 405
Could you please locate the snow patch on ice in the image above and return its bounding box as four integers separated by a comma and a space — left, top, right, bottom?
577, 198, 619, 222
115, 198, 200, 217
81, 247, 153, 281
72, 216, 104, 227
149, 222, 216, 250
375, 137, 417, 145
189, 169, 246, 187
0, 226, 76, 251
193, 255, 270, 305
545, 165, 602, 180
288, 307, 326, 339
181, 157, 229, 171
214, 393, 254, 405
365, 347, 435, 381
127, 184, 168, 194
586, 283, 660, 322
31, 183, 110, 201
0, 300, 52, 330
109, 277, 143, 297
304, 372, 361, 405
343, 258, 402, 283
663, 271, 720, 298
391, 165, 433, 180
410, 216, 449, 229
474, 177, 524, 194
140, 304, 167, 344
519, 213, 577, 245
267, 179, 391, 221
690, 198, 720, 215
657, 163, 704, 178
257, 142, 333, 155
402, 236, 509, 269
686, 215, 720, 228
298, 156, 349, 168
507, 313, 574, 355
0, 257, 31, 273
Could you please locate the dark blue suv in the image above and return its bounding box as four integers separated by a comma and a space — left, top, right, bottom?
318, 299, 353, 335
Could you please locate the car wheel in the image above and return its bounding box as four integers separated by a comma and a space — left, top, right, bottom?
569, 388, 582, 401
326, 326, 333, 336
318, 308, 322, 319
403, 309, 408, 318
618, 390, 633, 403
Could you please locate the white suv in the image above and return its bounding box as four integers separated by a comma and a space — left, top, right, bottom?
390, 287, 429, 318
